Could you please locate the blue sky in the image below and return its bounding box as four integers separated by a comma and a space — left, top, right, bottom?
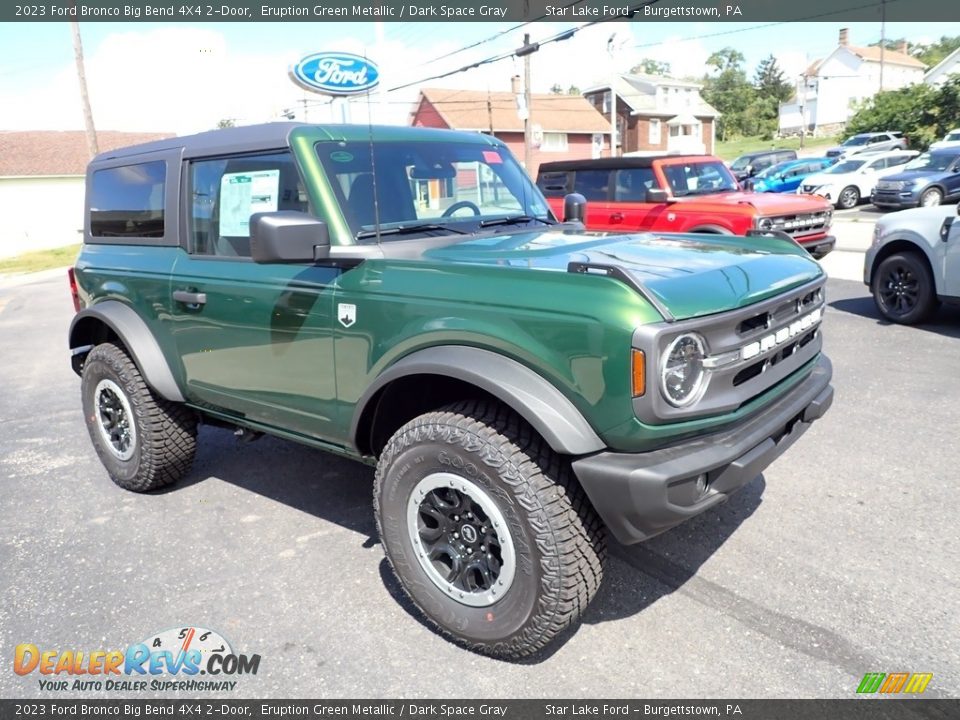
1, 20, 956, 132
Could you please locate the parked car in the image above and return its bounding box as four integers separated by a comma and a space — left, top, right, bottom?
68, 123, 833, 659
746, 157, 835, 193
826, 132, 907, 159
929, 128, 960, 151
864, 203, 960, 324
728, 149, 797, 183
871, 149, 960, 209
797, 150, 918, 209
537, 156, 836, 258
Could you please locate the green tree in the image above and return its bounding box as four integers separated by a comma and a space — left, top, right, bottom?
845, 76, 960, 148
701, 48, 756, 141
567, 84, 581, 96
871, 35, 960, 67
549, 83, 563, 95
630, 58, 672, 76
754, 55, 792, 103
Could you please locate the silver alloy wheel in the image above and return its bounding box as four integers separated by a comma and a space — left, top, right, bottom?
407, 472, 516, 608
921, 189, 942, 207
838, 186, 859, 209
94, 378, 137, 461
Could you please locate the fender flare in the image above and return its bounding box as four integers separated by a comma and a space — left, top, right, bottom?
68, 301, 185, 402
687, 224, 733, 235
351, 346, 606, 456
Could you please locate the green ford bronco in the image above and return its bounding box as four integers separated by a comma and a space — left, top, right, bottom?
68, 123, 833, 658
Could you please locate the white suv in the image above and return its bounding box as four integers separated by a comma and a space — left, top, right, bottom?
797, 150, 918, 209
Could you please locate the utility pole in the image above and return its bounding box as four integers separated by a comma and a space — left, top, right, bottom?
70, 19, 98, 158
799, 73, 807, 150
523, 32, 533, 172
879, 0, 886, 91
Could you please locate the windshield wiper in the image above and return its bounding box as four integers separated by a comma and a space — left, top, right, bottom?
355, 223, 468, 240
478, 215, 556, 228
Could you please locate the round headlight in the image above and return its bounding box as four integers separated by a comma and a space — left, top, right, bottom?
660, 333, 708, 408
757, 217, 774, 231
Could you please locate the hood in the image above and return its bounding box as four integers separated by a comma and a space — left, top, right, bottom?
421, 228, 823, 321
671, 190, 831, 214
802, 171, 845, 187
882, 168, 944, 182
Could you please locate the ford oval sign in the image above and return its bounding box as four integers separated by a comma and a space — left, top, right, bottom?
290, 52, 380, 96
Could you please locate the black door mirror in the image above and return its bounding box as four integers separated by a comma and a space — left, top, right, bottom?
250, 211, 331, 264
645, 188, 670, 203
562, 193, 587, 224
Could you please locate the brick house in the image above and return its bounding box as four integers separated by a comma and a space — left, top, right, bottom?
410, 80, 611, 178
583, 74, 720, 156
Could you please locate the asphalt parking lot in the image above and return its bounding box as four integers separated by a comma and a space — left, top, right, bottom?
1, 242, 958, 699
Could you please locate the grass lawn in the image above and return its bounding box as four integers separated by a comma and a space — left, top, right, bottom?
716, 135, 837, 161
0, 244, 81, 275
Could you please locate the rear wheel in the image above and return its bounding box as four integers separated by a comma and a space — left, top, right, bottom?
837, 185, 860, 210
81, 343, 197, 491
871, 253, 937, 325
374, 400, 606, 658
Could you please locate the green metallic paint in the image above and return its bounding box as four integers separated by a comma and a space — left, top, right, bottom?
73, 125, 828, 461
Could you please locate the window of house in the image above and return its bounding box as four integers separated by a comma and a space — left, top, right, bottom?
541, 132, 569, 152
90, 161, 166, 238
189, 151, 308, 257
649, 119, 661, 145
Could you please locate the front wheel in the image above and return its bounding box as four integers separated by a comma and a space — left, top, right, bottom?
836, 185, 860, 210
920, 187, 943, 207
374, 400, 606, 658
871, 253, 937, 325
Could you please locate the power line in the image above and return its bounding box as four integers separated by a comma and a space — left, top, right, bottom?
386, 0, 662, 94
631, 0, 905, 51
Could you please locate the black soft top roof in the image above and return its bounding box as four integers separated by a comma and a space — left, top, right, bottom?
538, 155, 709, 173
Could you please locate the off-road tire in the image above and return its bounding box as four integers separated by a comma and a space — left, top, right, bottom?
374, 400, 606, 659
81, 342, 197, 492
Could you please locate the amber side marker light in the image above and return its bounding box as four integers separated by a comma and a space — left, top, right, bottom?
631, 349, 646, 397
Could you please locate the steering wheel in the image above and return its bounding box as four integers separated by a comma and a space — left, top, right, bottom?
441, 201, 481, 218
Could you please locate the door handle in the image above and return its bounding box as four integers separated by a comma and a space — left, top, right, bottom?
173, 290, 207, 306
610, 212, 624, 223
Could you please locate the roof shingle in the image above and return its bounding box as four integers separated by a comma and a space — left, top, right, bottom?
0, 130, 175, 177
417, 89, 610, 133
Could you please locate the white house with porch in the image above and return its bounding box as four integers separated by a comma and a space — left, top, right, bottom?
779, 28, 926, 136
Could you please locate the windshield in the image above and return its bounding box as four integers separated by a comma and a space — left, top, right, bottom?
730, 155, 753, 170
755, 161, 794, 179
905, 152, 958, 172
316, 141, 551, 238
842, 135, 872, 147
944, 132, 960, 142
825, 159, 866, 174
660, 160, 739, 196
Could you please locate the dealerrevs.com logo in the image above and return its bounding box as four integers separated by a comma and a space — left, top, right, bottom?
14, 627, 260, 692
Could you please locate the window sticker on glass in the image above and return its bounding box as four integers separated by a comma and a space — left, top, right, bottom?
219, 169, 280, 236
482, 150, 502, 164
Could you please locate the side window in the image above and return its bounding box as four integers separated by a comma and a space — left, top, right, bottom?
887, 155, 911, 168
537, 171, 570, 198
572, 169, 612, 201
753, 157, 772, 172
189, 151, 307, 257
867, 159, 887, 171
613, 168, 656, 201
90, 161, 166, 238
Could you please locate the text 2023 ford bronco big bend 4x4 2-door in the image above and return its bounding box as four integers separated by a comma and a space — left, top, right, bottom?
68, 124, 833, 658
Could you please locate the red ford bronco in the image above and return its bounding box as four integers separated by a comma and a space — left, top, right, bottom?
538, 155, 836, 258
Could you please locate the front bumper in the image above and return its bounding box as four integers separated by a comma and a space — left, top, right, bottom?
797, 235, 836, 258
872, 191, 920, 208
571, 354, 833, 544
